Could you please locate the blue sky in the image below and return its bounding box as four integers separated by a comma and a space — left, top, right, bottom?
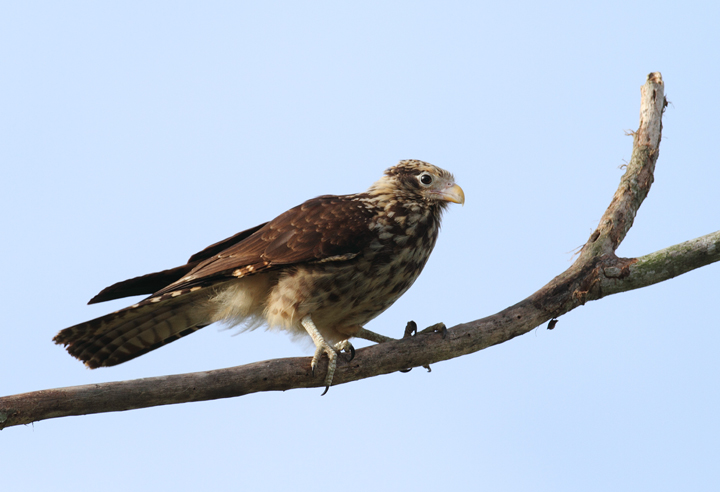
2, 2, 719, 491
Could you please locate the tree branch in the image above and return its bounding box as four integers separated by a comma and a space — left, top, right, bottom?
578, 71, 666, 262
2, 72, 717, 430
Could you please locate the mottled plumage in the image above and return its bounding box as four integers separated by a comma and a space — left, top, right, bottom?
54, 159, 464, 391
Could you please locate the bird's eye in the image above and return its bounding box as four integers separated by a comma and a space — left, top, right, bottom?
419, 174, 433, 185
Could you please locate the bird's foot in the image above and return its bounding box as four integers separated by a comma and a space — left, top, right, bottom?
302, 315, 350, 395
354, 321, 446, 344
403, 320, 447, 339
400, 321, 448, 373
398, 321, 418, 372
353, 321, 447, 374
310, 342, 337, 396
334, 339, 355, 361
418, 322, 448, 339
403, 321, 417, 338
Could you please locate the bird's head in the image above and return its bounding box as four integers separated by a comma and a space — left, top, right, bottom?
367, 159, 465, 208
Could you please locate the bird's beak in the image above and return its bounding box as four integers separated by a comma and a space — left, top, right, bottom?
439, 183, 465, 205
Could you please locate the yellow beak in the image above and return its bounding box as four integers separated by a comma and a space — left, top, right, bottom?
440, 184, 465, 205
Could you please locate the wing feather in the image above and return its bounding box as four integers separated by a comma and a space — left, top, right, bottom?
153, 194, 374, 295
88, 223, 268, 304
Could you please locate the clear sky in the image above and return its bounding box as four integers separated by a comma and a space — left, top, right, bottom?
2, 2, 719, 491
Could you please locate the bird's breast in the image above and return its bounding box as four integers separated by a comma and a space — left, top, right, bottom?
263, 209, 441, 337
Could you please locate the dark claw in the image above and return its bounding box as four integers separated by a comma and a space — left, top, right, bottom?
321, 385, 330, 396
399, 368, 412, 373
420, 322, 447, 338
547, 318, 558, 330
347, 343, 356, 362
404, 321, 417, 338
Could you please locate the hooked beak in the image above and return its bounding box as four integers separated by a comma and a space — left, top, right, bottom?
438, 183, 465, 205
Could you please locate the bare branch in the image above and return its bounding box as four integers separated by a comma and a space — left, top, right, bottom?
578, 72, 667, 262
599, 230, 720, 296
2, 72, 716, 430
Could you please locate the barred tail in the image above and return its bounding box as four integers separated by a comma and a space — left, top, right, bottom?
54, 289, 212, 368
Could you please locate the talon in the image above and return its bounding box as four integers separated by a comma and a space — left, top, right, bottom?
419, 322, 447, 338
321, 386, 329, 396
311, 344, 331, 382
399, 368, 412, 373
334, 339, 355, 362
302, 315, 341, 394
404, 321, 417, 338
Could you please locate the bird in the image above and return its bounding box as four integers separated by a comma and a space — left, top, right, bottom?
54, 159, 464, 393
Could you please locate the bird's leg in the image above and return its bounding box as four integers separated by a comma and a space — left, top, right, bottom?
354, 327, 396, 344
354, 320, 439, 344
355, 322, 415, 373
354, 321, 447, 374
301, 315, 338, 395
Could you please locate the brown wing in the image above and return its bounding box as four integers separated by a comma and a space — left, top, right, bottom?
152, 194, 375, 295
88, 222, 268, 304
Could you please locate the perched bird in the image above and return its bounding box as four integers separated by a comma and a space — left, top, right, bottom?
54, 159, 464, 392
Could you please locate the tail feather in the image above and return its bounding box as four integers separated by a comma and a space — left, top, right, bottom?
94, 303, 207, 367
73, 301, 181, 365
54, 289, 212, 368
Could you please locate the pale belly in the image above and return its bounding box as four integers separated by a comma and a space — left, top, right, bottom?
264, 251, 430, 343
